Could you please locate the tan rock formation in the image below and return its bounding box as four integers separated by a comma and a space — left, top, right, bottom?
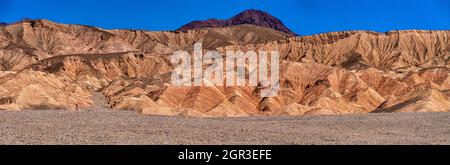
218, 30, 450, 70
0, 70, 91, 110
0, 19, 449, 117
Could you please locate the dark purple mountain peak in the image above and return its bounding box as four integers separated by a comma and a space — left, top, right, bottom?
177, 9, 297, 36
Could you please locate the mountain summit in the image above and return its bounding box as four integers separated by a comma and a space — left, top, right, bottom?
177, 9, 297, 36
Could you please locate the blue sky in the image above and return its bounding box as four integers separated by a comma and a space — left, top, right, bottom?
1, 0, 449, 35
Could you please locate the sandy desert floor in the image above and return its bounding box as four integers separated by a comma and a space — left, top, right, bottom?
0, 109, 448, 145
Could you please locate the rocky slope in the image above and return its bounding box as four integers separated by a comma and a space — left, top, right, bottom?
0, 18, 449, 117
177, 9, 297, 37
218, 30, 450, 70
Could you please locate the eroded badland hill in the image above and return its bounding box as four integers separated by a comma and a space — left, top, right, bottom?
1, 10, 449, 117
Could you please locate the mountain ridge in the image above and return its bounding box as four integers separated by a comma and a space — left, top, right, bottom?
177, 9, 297, 36
0, 17, 449, 117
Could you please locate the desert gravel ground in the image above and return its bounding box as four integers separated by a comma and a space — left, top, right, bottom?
0, 109, 448, 145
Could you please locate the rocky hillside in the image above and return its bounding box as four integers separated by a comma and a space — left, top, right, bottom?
0, 18, 449, 117
177, 9, 297, 37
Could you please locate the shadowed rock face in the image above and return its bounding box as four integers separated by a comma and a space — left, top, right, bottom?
177, 9, 297, 37
0, 18, 449, 117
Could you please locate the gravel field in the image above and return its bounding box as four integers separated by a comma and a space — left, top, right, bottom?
0, 109, 448, 145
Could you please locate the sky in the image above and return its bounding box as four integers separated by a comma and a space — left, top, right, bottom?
1, 0, 449, 35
